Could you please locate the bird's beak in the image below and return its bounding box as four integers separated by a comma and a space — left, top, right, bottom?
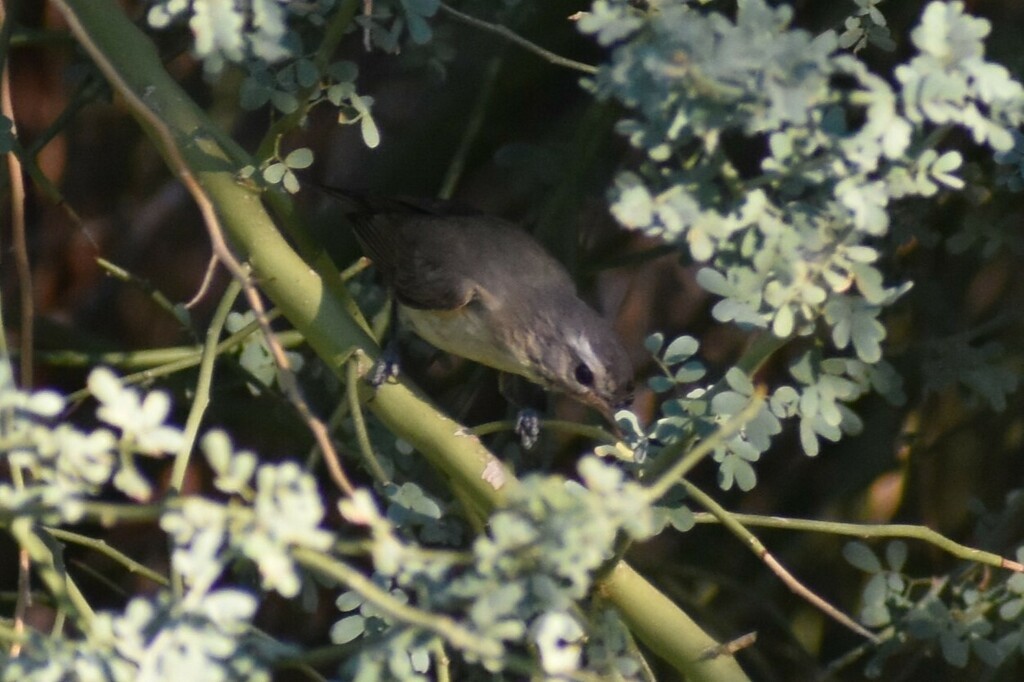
581, 393, 620, 433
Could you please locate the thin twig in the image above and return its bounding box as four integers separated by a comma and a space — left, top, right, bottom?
346, 353, 391, 485
691, 512, 1024, 572
96, 257, 193, 334
2, 5, 31, 390
61, 320, 297, 406
186, 253, 220, 309
1, 2, 33, 653
171, 278, 243, 492
433, 640, 451, 682
470, 418, 620, 444
293, 546, 503, 659
59, 6, 356, 497
682, 480, 880, 643
44, 527, 169, 587
9, 519, 95, 627
438, 54, 503, 200
12, 540, 28, 657
698, 632, 758, 662
438, 3, 598, 75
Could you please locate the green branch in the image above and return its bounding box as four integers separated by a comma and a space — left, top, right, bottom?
44, 527, 169, 587
692, 512, 1024, 572
598, 563, 750, 681
293, 547, 502, 659
48, 2, 750, 678
682, 480, 878, 642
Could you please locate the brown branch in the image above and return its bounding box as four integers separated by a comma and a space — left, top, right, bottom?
682, 480, 880, 643
438, 3, 598, 75
55, 1, 356, 497
1, 0, 34, 656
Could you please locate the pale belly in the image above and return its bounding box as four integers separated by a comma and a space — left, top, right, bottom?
399, 305, 538, 381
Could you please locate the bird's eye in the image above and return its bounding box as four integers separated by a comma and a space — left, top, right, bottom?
574, 363, 594, 387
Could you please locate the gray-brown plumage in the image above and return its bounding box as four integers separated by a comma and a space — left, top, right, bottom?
337, 193, 634, 418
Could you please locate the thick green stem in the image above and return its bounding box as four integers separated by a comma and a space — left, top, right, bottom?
598, 562, 750, 681
48, 2, 748, 678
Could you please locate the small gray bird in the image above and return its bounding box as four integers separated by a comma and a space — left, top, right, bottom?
340, 196, 634, 422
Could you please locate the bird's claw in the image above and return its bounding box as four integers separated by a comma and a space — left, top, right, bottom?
515, 409, 541, 450
368, 342, 401, 387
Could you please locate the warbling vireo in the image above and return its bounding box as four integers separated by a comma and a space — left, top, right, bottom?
337, 194, 634, 421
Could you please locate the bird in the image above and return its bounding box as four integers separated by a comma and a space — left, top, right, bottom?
326, 189, 634, 435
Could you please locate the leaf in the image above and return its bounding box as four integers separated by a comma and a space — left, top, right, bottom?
357, 108, 381, 148
999, 598, 1024, 621
696, 268, 732, 296
284, 147, 314, 169
402, 0, 439, 15
860, 601, 891, 628
845, 245, 878, 263
930, 150, 965, 189
201, 430, 232, 473
772, 303, 794, 337
405, 10, 433, 44
711, 390, 747, 415
647, 375, 675, 393
674, 362, 706, 383
615, 410, 644, 441
843, 541, 882, 573
885, 540, 907, 572
663, 336, 699, 364
270, 90, 298, 114
724, 368, 754, 396
328, 60, 359, 82
799, 418, 820, 456
330, 615, 366, 644
862, 572, 888, 607
732, 458, 757, 491
336, 591, 364, 612
239, 78, 272, 110
665, 505, 695, 532
644, 332, 665, 355
282, 169, 300, 194
295, 58, 319, 88
612, 183, 654, 229
262, 162, 286, 185
939, 631, 969, 668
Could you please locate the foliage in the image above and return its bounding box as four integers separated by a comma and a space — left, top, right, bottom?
4, 0, 1024, 680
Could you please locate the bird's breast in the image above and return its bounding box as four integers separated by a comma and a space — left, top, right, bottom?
398, 303, 541, 382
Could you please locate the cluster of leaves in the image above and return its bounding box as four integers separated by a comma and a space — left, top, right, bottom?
329, 457, 669, 679
0, 365, 182, 520
581, 0, 1020, 360
845, 538, 1024, 676
225, 310, 306, 392
839, 0, 895, 54
2, 590, 276, 682
624, 331, 902, 490
573, 4, 1024, 675
0, 369, 279, 679
577, 1, 1022, 473
147, 0, 386, 187
0, 363, 693, 679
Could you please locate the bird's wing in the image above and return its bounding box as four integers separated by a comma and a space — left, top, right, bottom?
393, 245, 477, 311
355, 215, 477, 311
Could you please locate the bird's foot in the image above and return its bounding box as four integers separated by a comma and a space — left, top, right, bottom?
514, 408, 541, 450
368, 341, 401, 388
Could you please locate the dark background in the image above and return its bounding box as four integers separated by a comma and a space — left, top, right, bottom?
4, 0, 1024, 679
